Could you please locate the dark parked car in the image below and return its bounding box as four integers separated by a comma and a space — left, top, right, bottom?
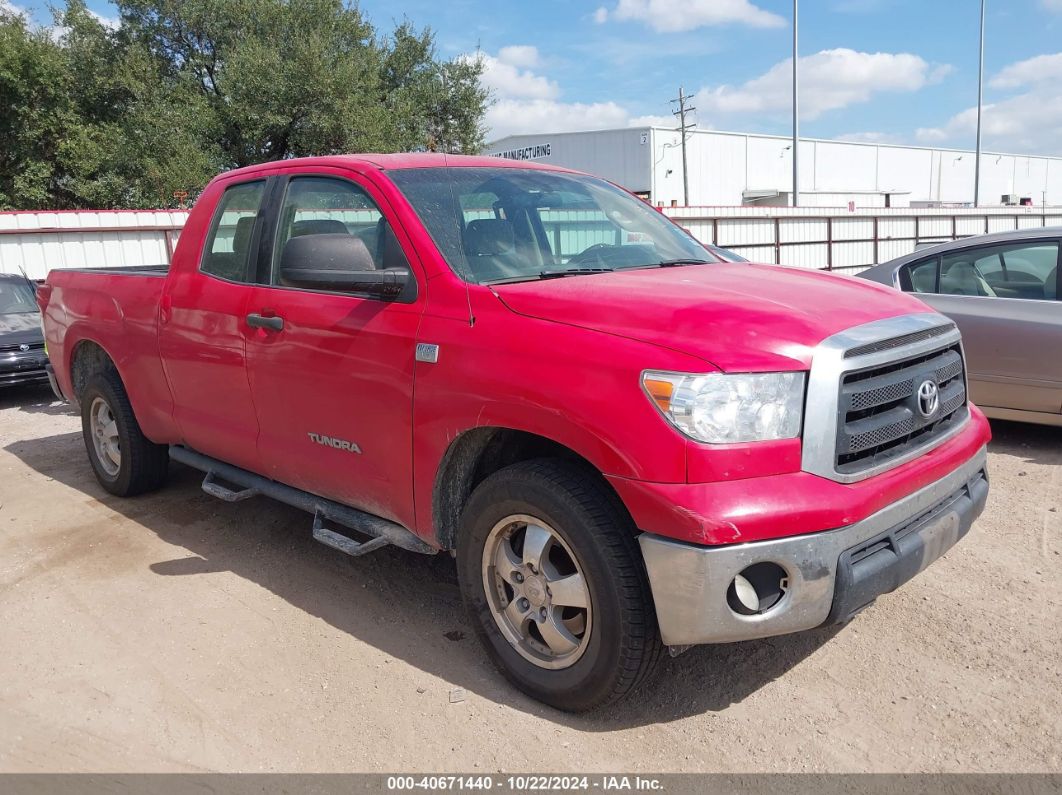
0, 273, 49, 388
860, 228, 1061, 426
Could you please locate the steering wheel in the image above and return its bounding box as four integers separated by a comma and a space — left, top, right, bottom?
566, 243, 619, 267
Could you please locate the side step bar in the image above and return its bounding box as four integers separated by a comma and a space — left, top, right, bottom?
169, 446, 437, 556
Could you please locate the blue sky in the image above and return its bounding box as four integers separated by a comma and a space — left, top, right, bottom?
10, 0, 1062, 154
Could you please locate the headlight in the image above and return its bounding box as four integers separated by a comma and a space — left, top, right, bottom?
642, 370, 805, 443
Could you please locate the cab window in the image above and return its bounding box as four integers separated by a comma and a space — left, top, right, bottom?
201, 181, 266, 282
270, 177, 409, 290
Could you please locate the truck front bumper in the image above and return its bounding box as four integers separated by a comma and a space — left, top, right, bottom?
639, 446, 988, 646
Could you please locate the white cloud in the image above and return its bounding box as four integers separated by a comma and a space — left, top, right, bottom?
593, 6, 609, 23
628, 113, 679, 128
496, 45, 539, 69
916, 51, 1062, 155
475, 47, 675, 140
914, 125, 949, 143
485, 99, 632, 140
1041, 0, 1062, 11
917, 93, 1062, 154
88, 9, 119, 30
0, 0, 28, 19
602, 0, 784, 32
697, 48, 950, 121
470, 47, 559, 101
835, 131, 901, 144
989, 53, 1062, 89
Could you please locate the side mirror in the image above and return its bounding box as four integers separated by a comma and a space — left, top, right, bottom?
279, 233, 413, 299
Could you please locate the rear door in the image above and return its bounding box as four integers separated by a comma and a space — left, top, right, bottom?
159, 177, 273, 473
899, 239, 1062, 415
242, 170, 425, 529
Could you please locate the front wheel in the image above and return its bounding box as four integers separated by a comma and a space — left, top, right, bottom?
456, 459, 663, 711
80, 370, 169, 497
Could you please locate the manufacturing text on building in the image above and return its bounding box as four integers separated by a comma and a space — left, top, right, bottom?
491, 143, 552, 161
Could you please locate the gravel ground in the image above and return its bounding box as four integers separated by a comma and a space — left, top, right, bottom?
0, 382, 1059, 773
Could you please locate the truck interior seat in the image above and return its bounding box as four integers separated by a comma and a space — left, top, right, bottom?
291, 219, 349, 237
940, 262, 997, 297
463, 218, 524, 280
205, 215, 256, 281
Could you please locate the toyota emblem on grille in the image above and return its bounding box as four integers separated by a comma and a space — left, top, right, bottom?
917, 379, 940, 418
18, 343, 30, 352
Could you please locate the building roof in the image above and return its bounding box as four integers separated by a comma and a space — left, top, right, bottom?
485, 126, 1062, 163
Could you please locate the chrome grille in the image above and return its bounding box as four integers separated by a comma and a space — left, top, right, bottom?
0, 341, 44, 354
836, 344, 967, 474
843, 323, 955, 358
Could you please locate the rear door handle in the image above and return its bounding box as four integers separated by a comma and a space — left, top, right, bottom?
246, 312, 284, 331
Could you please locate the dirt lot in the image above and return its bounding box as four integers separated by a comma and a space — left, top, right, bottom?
0, 382, 1059, 773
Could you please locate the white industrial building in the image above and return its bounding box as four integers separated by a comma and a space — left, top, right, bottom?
484, 127, 1062, 209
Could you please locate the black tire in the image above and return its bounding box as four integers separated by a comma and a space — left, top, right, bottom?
456, 458, 664, 712
80, 370, 169, 497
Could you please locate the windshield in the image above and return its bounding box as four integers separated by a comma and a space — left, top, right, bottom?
389, 167, 717, 284
0, 279, 38, 315
709, 245, 749, 262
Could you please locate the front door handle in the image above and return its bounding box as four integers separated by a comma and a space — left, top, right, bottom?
246, 312, 284, 331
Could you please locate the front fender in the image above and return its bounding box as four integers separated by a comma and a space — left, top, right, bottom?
410, 291, 712, 540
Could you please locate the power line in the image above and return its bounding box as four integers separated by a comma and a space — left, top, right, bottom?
670, 86, 696, 206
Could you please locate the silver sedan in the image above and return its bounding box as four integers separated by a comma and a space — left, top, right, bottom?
859, 228, 1061, 427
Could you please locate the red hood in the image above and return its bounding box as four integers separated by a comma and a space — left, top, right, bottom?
493, 263, 933, 371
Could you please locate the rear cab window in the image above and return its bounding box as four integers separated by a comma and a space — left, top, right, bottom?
201, 181, 267, 282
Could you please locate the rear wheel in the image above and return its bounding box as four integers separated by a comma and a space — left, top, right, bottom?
80, 370, 169, 496
456, 459, 663, 711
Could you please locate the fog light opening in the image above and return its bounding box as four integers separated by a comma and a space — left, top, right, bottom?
727, 562, 789, 616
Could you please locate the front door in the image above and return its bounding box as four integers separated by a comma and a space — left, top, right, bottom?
160, 177, 271, 473
243, 172, 424, 529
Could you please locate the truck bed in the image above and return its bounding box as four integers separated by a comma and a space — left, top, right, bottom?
38, 266, 176, 441
52, 264, 169, 276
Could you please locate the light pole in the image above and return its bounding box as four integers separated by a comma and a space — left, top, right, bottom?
792, 0, 799, 207
974, 0, 985, 207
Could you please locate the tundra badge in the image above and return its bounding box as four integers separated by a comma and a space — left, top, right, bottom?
307, 432, 361, 454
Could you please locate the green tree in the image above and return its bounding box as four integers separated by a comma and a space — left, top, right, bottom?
118, 0, 488, 167
380, 22, 489, 153
0, 0, 490, 210
0, 9, 73, 208
0, 1, 219, 209
56, 0, 220, 207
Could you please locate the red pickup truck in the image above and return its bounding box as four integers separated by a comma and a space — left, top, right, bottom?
38, 154, 991, 711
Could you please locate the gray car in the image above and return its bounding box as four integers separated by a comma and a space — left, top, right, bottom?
860, 228, 1061, 426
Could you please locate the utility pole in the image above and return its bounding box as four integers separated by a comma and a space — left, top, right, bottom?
792, 0, 799, 207
670, 86, 695, 206
974, 0, 985, 207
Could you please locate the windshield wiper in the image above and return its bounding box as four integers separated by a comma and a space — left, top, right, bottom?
538, 267, 614, 279
481, 267, 615, 286
652, 258, 712, 267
